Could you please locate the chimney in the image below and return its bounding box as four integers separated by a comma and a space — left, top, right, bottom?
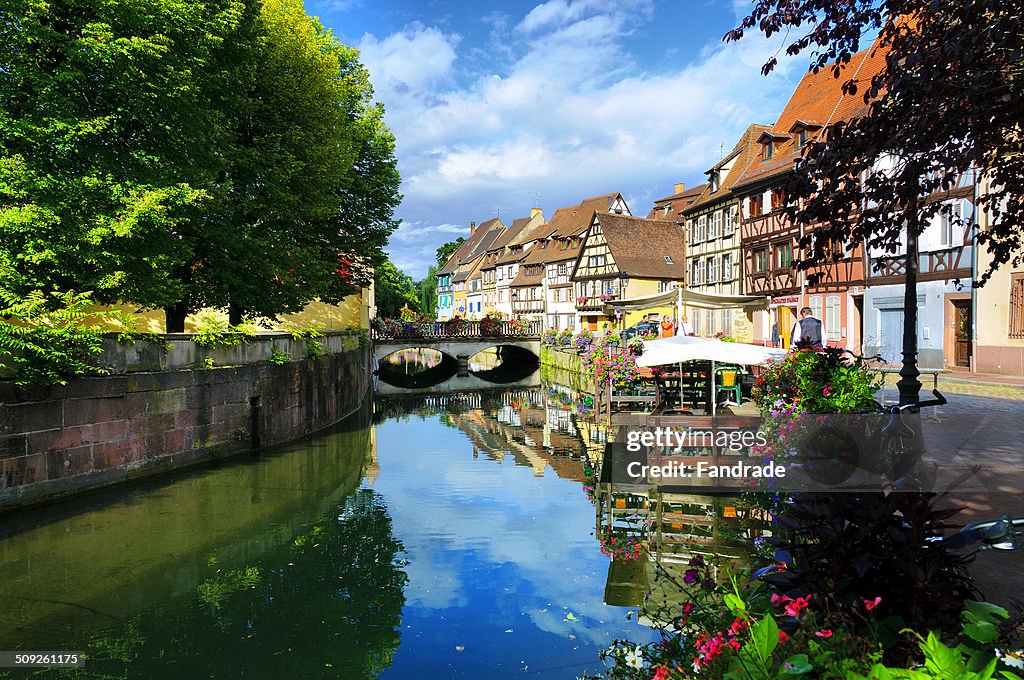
470, 221, 476, 235
674, 182, 686, 195
531, 207, 543, 219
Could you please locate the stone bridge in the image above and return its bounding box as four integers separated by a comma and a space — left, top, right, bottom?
372, 319, 542, 376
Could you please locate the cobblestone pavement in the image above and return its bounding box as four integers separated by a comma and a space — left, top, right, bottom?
877, 387, 1024, 607
879, 372, 1024, 401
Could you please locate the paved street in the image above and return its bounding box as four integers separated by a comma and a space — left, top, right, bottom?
878, 387, 1024, 606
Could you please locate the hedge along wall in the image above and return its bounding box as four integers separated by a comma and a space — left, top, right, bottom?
0, 331, 372, 511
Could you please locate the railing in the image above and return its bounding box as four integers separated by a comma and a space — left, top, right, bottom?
371, 318, 543, 341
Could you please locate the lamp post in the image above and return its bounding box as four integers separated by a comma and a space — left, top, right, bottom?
896, 223, 922, 406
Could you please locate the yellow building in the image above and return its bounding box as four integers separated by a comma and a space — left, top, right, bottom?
974, 174, 1024, 375
91, 285, 374, 333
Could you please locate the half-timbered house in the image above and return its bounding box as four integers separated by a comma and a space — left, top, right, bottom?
731, 45, 886, 348
681, 124, 766, 341
572, 213, 686, 331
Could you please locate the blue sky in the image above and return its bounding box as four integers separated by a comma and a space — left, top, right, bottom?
307, 0, 809, 279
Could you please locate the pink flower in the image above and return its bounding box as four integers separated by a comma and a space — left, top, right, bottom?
651, 668, 670, 680
814, 629, 833, 638
783, 595, 811, 617
822, 386, 834, 397
864, 596, 882, 611
770, 593, 787, 607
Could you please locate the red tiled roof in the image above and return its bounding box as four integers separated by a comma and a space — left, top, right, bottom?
547, 193, 626, 238
732, 42, 888, 190
647, 183, 708, 220
684, 124, 771, 212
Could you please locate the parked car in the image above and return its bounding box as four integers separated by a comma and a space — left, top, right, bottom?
622, 321, 659, 342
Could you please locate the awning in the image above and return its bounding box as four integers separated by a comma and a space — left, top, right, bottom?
636, 335, 786, 367
602, 288, 770, 315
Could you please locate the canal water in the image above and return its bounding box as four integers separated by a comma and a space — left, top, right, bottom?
0, 381, 667, 679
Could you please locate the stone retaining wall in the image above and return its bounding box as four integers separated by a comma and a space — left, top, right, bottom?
0, 335, 371, 511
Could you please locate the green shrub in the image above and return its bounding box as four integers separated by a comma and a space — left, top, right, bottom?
0, 289, 108, 386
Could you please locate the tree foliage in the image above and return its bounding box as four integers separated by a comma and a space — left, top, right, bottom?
0, 0, 400, 331
435, 238, 465, 268
727, 0, 1024, 283
374, 260, 419, 318
417, 265, 438, 317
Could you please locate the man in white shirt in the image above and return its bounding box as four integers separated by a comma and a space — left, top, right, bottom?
791, 307, 823, 347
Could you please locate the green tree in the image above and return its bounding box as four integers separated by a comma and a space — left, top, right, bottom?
0, 0, 401, 332
374, 260, 419, 318
0, 0, 239, 316
435, 238, 465, 268
417, 265, 438, 317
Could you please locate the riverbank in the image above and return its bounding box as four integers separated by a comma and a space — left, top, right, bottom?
0, 331, 372, 512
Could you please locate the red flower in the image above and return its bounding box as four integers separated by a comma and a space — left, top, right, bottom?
778, 630, 790, 644
864, 596, 882, 611
814, 629, 833, 638
783, 595, 811, 617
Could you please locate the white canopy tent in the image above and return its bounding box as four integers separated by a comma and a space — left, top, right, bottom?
601, 287, 770, 318
636, 336, 786, 415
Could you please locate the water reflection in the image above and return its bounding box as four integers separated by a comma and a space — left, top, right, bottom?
0, 404, 406, 679
0, 379, 764, 678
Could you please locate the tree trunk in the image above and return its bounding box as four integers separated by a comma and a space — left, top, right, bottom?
228, 304, 243, 326
165, 304, 188, 333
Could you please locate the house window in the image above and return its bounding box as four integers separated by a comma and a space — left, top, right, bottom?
710, 171, 720, 192
724, 207, 735, 235
810, 296, 823, 322
771, 188, 785, 210
706, 309, 716, 335
691, 260, 703, 285
939, 199, 964, 248
693, 311, 701, 335
797, 129, 807, 149
658, 280, 678, 293
754, 248, 768, 273
721, 309, 732, 336
1011, 274, 1024, 339
664, 255, 674, 265
687, 219, 695, 244
775, 242, 792, 269
709, 211, 721, 239
706, 257, 717, 284
762, 142, 773, 161
826, 295, 841, 341
558, 263, 567, 275
697, 215, 707, 242
588, 254, 606, 267
721, 253, 732, 281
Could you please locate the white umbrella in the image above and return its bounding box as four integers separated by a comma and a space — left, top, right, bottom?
637, 336, 786, 367
637, 337, 785, 415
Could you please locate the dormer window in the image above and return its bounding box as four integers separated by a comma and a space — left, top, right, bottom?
664, 255, 674, 265
763, 142, 773, 161
797, 129, 807, 149
710, 171, 720, 193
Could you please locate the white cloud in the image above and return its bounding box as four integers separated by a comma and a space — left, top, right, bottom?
359, 4, 804, 279
357, 23, 459, 103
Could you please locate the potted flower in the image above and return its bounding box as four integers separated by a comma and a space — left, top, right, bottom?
575, 328, 594, 352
